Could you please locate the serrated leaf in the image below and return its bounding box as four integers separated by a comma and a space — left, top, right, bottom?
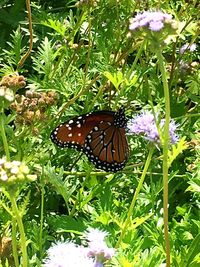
168, 137, 188, 167
44, 162, 78, 206
40, 19, 67, 36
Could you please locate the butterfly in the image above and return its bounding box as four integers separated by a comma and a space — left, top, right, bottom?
50, 107, 129, 172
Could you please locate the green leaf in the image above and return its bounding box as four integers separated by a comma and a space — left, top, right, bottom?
181, 234, 200, 266
40, 19, 67, 37
44, 162, 78, 207
186, 179, 200, 194
47, 215, 86, 234
168, 137, 188, 167
104, 70, 124, 90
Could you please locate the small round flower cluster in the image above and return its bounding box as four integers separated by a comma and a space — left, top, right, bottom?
44, 242, 95, 267
0, 157, 37, 187
129, 10, 177, 44
85, 228, 114, 263
0, 74, 26, 90
127, 111, 179, 145
43, 228, 114, 267
179, 43, 197, 55
0, 74, 26, 108
10, 90, 58, 127
129, 11, 175, 32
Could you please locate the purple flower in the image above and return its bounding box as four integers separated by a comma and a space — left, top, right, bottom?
127, 111, 179, 145
93, 262, 104, 267
149, 20, 164, 31
179, 43, 197, 54
85, 228, 115, 263
129, 10, 174, 32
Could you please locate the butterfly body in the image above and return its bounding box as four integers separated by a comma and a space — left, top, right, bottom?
51, 107, 129, 172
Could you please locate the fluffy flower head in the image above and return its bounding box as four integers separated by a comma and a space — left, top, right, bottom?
129, 10, 178, 46
85, 228, 115, 262
43, 242, 95, 267
179, 43, 197, 54
129, 10, 175, 32
85, 228, 108, 243
127, 111, 179, 145
43, 228, 115, 267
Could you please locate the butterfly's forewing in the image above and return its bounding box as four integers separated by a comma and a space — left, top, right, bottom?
50, 111, 115, 149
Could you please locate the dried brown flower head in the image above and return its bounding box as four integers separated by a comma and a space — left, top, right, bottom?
10, 90, 58, 131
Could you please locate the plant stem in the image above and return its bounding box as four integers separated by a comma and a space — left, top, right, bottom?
11, 217, 20, 267
18, 0, 33, 68
156, 47, 171, 267
0, 111, 10, 161
128, 39, 146, 79
39, 180, 45, 260
9, 191, 28, 267
116, 146, 154, 248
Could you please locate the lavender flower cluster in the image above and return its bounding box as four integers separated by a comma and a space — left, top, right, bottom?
43, 228, 114, 267
127, 111, 179, 145
129, 10, 176, 32
179, 43, 197, 54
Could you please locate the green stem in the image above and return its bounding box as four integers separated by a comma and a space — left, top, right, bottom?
156, 48, 171, 267
9, 192, 28, 267
116, 146, 154, 248
128, 39, 146, 79
39, 182, 45, 260
17, 0, 33, 68
0, 111, 10, 161
11, 217, 20, 267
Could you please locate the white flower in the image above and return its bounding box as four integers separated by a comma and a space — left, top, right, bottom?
0, 158, 6, 165
0, 170, 8, 181
10, 166, 19, 174
43, 242, 95, 267
85, 228, 115, 261
85, 228, 108, 243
